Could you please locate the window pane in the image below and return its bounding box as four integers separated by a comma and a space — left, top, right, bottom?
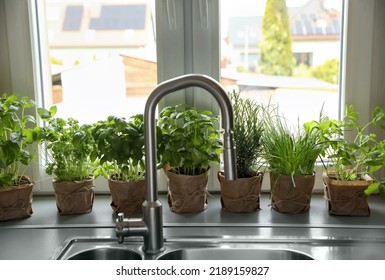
220, 0, 343, 125
45, 0, 156, 123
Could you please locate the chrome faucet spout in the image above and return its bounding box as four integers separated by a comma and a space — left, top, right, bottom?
116, 74, 237, 254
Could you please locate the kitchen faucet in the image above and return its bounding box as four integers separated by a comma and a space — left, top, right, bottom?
115, 74, 237, 254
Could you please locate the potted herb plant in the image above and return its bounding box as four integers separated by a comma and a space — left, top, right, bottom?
0, 93, 42, 221
38, 106, 96, 215
92, 114, 146, 215
158, 104, 223, 213
262, 111, 322, 213
305, 105, 385, 216
217, 91, 265, 212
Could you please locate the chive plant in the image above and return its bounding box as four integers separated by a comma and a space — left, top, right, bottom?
262, 111, 322, 177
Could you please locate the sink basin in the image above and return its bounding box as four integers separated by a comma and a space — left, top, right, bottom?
51, 236, 314, 260
67, 248, 142, 260
50, 235, 385, 260
157, 248, 313, 260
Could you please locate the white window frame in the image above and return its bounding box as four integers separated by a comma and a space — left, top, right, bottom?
2, 0, 385, 193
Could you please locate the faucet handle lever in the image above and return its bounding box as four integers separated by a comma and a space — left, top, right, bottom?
116, 212, 128, 243
117, 212, 124, 222
115, 213, 148, 244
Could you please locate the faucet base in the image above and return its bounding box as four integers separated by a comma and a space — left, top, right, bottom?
142, 200, 165, 254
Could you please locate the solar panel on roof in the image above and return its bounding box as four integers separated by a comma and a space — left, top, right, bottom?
89, 5, 146, 30
63, 5, 83, 31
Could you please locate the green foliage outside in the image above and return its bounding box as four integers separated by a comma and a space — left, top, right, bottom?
310, 59, 339, 84
293, 59, 340, 84
259, 0, 296, 76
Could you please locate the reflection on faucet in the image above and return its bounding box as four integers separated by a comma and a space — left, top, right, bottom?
116, 74, 237, 254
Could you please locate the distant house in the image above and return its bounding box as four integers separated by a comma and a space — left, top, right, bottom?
224, 0, 342, 71
289, 0, 341, 66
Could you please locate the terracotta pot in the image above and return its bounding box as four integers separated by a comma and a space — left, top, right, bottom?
323, 171, 371, 216
0, 176, 33, 221
166, 170, 208, 213
108, 178, 146, 215
270, 172, 315, 213
218, 171, 263, 212
52, 177, 95, 215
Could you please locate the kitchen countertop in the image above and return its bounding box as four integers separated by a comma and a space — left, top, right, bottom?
1, 193, 385, 259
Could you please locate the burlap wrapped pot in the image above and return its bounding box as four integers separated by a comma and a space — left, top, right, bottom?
166, 170, 208, 213
108, 178, 146, 215
0, 176, 33, 221
218, 171, 263, 212
52, 177, 95, 215
270, 172, 315, 213
323, 171, 371, 216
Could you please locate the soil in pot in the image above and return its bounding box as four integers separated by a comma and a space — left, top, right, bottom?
52, 177, 95, 215
323, 172, 371, 216
0, 176, 33, 221
218, 171, 263, 212
166, 170, 208, 213
108, 178, 146, 216
270, 172, 315, 213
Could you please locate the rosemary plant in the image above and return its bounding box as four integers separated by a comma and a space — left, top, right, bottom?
229, 91, 264, 178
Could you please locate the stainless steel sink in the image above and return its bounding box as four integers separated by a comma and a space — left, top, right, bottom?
156, 248, 313, 260
50, 235, 385, 260
51, 236, 314, 260
67, 248, 142, 260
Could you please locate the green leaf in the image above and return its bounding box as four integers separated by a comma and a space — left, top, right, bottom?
364, 182, 379, 195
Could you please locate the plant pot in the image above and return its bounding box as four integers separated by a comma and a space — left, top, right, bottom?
166, 170, 208, 213
270, 172, 315, 213
218, 171, 263, 212
52, 177, 95, 215
0, 176, 33, 221
322, 171, 371, 216
108, 178, 146, 215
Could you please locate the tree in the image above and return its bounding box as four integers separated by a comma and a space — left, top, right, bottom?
259, 0, 296, 76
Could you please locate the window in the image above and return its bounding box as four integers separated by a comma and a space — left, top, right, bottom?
220, 0, 343, 126
7, 0, 384, 193
32, 0, 344, 192
45, 0, 156, 124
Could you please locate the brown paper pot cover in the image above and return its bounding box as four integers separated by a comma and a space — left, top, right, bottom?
52, 177, 95, 215
108, 178, 146, 215
322, 172, 371, 216
0, 177, 33, 221
218, 171, 263, 212
166, 170, 208, 213
270, 172, 315, 213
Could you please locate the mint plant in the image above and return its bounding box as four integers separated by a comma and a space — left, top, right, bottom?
305, 105, 385, 196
